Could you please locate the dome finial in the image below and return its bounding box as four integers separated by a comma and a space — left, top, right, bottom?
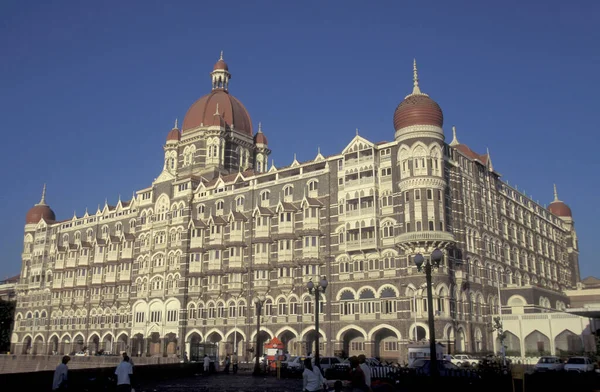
554, 184, 559, 201
220, 50, 224, 61
412, 58, 422, 95
356, 128, 359, 136
38, 183, 47, 205
450, 125, 460, 146
258, 121, 262, 133
174, 118, 178, 129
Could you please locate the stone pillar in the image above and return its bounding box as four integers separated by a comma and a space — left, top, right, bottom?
333, 340, 343, 357
364, 341, 375, 358
398, 340, 407, 365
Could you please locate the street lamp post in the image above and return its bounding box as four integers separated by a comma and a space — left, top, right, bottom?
414, 249, 444, 377
307, 277, 328, 363
253, 294, 266, 376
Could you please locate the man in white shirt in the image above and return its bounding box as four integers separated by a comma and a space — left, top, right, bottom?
115, 355, 134, 392
203, 354, 211, 374
52, 356, 70, 391
358, 355, 371, 390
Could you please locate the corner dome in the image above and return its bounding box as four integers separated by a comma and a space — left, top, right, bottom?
26, 185, 56, 224
254, 123, 268, 144
394, 94, 443, 130
182, 90, 252, 136
548, 185, 572, 218
393, 59, 443, 131
166, 121, 181, 142
549, 201, 572, 217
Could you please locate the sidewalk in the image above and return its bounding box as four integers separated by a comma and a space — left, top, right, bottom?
137, 373, 304, 392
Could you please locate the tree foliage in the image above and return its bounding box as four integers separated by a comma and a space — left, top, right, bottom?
0, 299, 16, 353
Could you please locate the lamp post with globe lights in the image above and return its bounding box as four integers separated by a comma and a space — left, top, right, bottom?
306, 277, 328, 362
252, 294, 266, 376
413, 248, 444, 377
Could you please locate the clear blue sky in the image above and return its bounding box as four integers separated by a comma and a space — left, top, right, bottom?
1, 0, 598, 279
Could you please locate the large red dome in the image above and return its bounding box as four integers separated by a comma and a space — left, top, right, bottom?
26, 204, 55, 224
182, 90, 252, 137
393, 94, 444, 131
549, 200, 572, 217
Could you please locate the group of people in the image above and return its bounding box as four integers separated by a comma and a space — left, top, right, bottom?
52, 352, 134, 391
302, 354, 373, 392
202, 353, 239, 374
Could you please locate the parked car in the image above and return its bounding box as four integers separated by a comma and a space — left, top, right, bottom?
564, 357, 595, 373
316, 356, 344, 374
450, 355, 480, 367
285, 356, 305, 370
408, 359, 461, 376
534, 356, 564, 372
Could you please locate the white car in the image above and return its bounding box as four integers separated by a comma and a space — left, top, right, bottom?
450, 355, 480, 367
534, 356, 564, 372
564, 357, 595, 373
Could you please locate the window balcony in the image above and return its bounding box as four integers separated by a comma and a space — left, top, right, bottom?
278, 222, 294, 234
66, 257, 77, 268
254, 279, 269, 289
76, 277, 87, 286
278, 277, 294, 288
105, 273, 116, 283
303, 248, 319, 259
55, 259, 65, 269
121, 248, 133, 259
63, 277, 75, 287
303, 218, 319, 230
255, 227, 271, 239
229, 232, 244, 243
207, 261, 221, 271
190, 237, 204, 249
278, 250, 293, 262
189, 263, 202, 274
119, 271, 131, 281
92, 275, 103, 284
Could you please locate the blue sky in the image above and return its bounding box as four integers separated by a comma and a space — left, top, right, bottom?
1, 0, 598, 279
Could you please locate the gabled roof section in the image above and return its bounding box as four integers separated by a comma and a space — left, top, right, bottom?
276, 201, 299, 213
188, 219, 207, 229
301, 197, 324, 208
341, 134, 374, 154
253, 206, 274, 217
228, 211, 248, 222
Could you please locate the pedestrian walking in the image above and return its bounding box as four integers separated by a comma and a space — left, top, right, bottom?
358, 355, 372, 391
224, 355, 231, 374
115, 355, 134, 392
232, 352, 239, 374
302, 357, 325, 392
52, 355, 70, 391
349, 356, 369, 392
203, 354, 210, 374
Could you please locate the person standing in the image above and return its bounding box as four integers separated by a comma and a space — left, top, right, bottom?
349, 356, 368, 392
52, 355, 70, 391
302, 358, 325, 392
224, 355, 231, 374
203, 354, 211, 374
358, 355, 371, 391
115, 355, 134, 392
232, 352, 239, 374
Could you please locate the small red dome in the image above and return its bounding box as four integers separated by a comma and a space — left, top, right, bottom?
254, 131, 268, 145
214, 59, 228, 71
182, 90, 252, 136
166, 128, 180, 142
26, 204, 55, 224
393, 94, 444, 130
549, 201, 572, 217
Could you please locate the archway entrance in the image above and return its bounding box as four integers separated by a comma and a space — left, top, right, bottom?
21, 336, 32, 355
226, 331, 244, 357
278, 330, 298, 356
165, 333, 177, 356
341, 329, 366, 358
132, 334, 144, 357
102, 334, 113, 353
88, 334, 100, 355
32, 336, 44, 355
49, 335, 59, 355
188, 332, 203, 361
116, 334, 128, 354
73, 334, 85, 353
303, 330, 324, 357
373, 328, 399, 362
148, 332, 161, 356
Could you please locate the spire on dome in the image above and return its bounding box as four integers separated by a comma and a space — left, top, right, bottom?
412, 59, 422, 95
356, 128, 359, 136
486, 147, 494, 172
258, 122, 262, 133
37, 184, 47, 206
220, 50, 224, 61
450, 126, 460, 146
174, 118, 178, 129
554, 184, 559, 201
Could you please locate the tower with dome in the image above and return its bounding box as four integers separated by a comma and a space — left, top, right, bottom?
12, 55, 584, 362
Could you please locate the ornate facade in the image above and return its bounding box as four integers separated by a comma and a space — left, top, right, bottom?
12, 55, 580, 362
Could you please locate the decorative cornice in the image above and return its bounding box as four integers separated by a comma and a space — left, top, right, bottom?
398, 177, 446, 191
